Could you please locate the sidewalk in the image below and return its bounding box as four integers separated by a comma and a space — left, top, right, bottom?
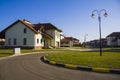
60, 47, 100, 51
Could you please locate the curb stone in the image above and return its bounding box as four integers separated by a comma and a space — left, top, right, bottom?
42, 56, 120, 74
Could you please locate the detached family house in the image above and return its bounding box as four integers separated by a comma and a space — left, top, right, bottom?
1, 20, 62, 50
61, 37, 80, 47
106, 32, 120, 47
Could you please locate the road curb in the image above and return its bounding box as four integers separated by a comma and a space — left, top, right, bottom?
42, 56, 120, 74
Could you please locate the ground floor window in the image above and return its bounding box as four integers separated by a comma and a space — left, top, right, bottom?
23, 38, 27, 45
14, 38, 17, 45
8, 38, 11, 45
37, 38, 39, 44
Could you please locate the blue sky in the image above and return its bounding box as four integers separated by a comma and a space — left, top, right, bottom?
0, 0, 120, 42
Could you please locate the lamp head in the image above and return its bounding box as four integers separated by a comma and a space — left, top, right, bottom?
104, 12, 108, 17
91, 13, 95, 18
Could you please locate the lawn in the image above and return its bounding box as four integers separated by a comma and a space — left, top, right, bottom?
0, 48, 120, 69
0, 48, 57, 57
0, 49, 13, 57
45, 51, 120, 69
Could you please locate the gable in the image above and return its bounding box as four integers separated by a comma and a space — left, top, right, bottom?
3, 20, 38, 34
5, 21, 36, 40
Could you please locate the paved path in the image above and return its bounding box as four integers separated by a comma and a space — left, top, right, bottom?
60, 48, 100, 51
0, 53, 120, 80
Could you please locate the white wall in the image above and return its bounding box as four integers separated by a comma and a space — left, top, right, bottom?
34, 33, 42, 46
107, 37, 119, 46
107, 37, 111, 46
118, 39, 120, 46
46, 29, 55, 47
55, 30, 61, 47
46, 29, 61, 47
5, 22, 35, 47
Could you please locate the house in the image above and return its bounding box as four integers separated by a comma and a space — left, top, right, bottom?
0, 32, 5, 47
87, 38, 107, 47
0, 39, 5, 47
61, 37, 80, 47
106, 32, 120, 47
0, 19, 62, 50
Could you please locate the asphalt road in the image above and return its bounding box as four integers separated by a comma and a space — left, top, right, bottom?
0, 53, 120, 80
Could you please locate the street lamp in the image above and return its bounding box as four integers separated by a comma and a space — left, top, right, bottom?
84, 34, 88, 47
91, 9, 108, 56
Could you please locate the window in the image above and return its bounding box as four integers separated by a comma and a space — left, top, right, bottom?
8, 39, 11, 45
24, 28, 27, 33
41, 38, 44, 43
41, 39, 43, 43
23, 38, 27, 45
14, 38, 17, 45
37, 38, 39, 44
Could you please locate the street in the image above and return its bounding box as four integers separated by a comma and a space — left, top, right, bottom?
0, 53, 120, 80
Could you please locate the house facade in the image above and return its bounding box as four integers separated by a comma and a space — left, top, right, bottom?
61, 37, 80, 47
87, 38, 107, 47
106, 32, 120, 47
1, 20, 62, 50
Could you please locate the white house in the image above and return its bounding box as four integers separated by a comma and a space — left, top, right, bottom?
106, 32, 120, 47
1, 19, 62, 50
61, 37, 79, 47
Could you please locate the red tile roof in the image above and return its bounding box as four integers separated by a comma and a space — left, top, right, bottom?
33, 23, 62, 32
65, 37, 79, 41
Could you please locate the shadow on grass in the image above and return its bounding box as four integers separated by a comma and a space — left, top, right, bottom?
0, 53, 13, 57
0, 49, 13, 57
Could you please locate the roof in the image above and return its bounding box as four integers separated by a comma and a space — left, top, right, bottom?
65, 37, 79, 41
61, 38, 70, 42
33, 23, 62, 32
107, 32, 120, 37
0, 19, 62, 39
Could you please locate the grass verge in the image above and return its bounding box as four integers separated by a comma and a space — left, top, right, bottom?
0, 48, 57, 57
0, 49, 13, 57
45, 51, 120, 69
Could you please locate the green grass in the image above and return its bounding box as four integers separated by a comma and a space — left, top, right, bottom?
0, 49, 13, 57
46, 51, 120, 69
0, 48, 58, 57
0, 48, 120, 69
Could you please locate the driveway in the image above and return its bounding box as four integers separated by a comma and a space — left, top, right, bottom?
0, 53, 120, 80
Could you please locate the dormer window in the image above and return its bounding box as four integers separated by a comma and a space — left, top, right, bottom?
24, 28, 27, 34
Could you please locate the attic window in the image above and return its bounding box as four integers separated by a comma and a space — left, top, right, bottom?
24, 28, 27, 34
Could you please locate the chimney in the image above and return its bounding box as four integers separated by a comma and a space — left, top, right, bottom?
23, 19, 31, 24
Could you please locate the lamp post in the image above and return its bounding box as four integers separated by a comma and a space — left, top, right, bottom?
91, 9, 108, 56
84, 34, 88, 47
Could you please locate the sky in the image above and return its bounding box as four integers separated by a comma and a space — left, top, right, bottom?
0, 0, 120, 42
